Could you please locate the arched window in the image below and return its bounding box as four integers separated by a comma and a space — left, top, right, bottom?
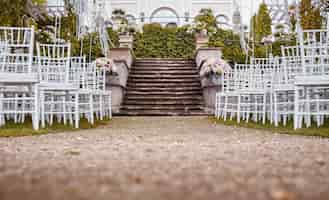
126, 14, 136, 26
216, 15, 229, 26
150, 7, 179, 26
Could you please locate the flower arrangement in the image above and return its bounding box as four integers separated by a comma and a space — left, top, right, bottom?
199, 57, 231, 77
95, 57, 118, 75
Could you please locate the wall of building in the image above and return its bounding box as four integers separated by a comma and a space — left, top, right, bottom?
48, 0, 235, 30
107, 0, 234, 28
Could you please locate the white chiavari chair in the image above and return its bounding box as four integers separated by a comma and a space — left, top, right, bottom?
0, 27, 39, 130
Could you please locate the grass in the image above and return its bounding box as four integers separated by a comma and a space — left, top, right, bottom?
0, 118, 111, 137
211, 117, 329, 138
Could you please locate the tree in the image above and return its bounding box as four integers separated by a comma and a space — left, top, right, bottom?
300, 0, 322, 29
194, 9, 217, 35
254, 3, 272, 42
0, 0, 49, 27
288, 5, 297, 32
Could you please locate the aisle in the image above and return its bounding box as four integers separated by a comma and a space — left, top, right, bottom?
0, 117, 328, 200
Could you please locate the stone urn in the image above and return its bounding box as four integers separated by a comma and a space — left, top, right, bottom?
119, 34, 134, 49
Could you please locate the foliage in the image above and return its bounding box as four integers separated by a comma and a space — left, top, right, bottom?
133, 23, 195, 58
60, 1, 119, 59
0, 0, 49, 27
272, 33, 297, 56
209, 29, 246, 64
112, 9, 135, 35
107, 28, 120, 47
0, 118, 111, 137
193, 9, 217, 35
300, 0, 322, 29
79, 32, 104, 60
253, 3, 272, 42
112, 9, 125, 16
212, 117, 329, 138
0, 0, 54, 48
289, 5, 297, 32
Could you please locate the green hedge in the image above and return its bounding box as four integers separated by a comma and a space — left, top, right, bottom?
133, 23, 195, 59
209, 29, 247, 64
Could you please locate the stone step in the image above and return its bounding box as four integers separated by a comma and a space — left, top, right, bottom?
135, 59, 195, 64
126, 91, 202, 96
127, 82, 201, 87
121, 105, 203, 110
118, 110, 207, 116
126, 86, 202, 92
133, 62, 197, 68
128, 78, 200, 83
133, 64, 197, 68
125, 95, 203, 101
132, 67, 198, 71
123, 100, 203, 105
121, 58, 204, 116
128, 74, 200, 79
130, 71, 199, 75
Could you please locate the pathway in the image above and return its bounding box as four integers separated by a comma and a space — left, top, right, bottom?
0, 117, 329, 200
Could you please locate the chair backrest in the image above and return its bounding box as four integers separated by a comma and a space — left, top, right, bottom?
297, 28, 329, 76
71, 56, 86, 87
300, 29, 329, 46
222, 64, 251, 92
37, 43, 71, 84
301, 44, 329, 76
95, 66, 106, 91
0, 27, 34, 74
251, 57, 281, 90
280, 45, 303, 85
0, 41, 7, 63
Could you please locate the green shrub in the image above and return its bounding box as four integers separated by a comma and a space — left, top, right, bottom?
133, 23, 195, 58
209, 29, 247, 63
107, 28, 120, 47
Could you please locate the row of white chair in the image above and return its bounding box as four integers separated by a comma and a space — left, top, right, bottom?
216, 28, 329, 129
0, 26, 112, 130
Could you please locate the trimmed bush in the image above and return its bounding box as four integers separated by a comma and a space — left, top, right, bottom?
133, 23, 195, 59
209, 29, 247, 64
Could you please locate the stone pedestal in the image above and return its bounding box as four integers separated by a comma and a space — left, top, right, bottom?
195, 47, 223, 113
195, 35, 209, 50
108, 48, 134, 69
195, 47, 223, 68
107, 48, 134, 113
119, 35, 134, 49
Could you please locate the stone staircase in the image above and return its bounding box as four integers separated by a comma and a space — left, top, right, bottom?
120, 58, 207, 116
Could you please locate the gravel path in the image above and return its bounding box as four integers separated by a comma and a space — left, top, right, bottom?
0, 117, 329, 200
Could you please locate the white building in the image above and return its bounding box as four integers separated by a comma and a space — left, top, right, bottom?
49, 0, 235, 30
107, 0, 234, 29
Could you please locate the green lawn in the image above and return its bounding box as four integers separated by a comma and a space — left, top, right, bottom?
0, 118, 111, 137
212, 117, 329, 138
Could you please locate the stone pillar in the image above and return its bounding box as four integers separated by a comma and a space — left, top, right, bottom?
195, 47, 223, 113
195, 34, 209, 50
119, 35, 134, 49
107, 48, 134, 114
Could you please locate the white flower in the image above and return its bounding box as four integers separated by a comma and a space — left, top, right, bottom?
95, 57, 118, 74
200, 57, 231, 77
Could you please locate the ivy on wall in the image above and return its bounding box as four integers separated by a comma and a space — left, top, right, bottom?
133, 23, 196, 59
